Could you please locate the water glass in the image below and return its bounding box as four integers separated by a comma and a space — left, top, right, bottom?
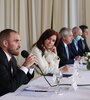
53, 71, 63, 95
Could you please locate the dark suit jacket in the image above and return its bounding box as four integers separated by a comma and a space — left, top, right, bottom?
78, 39, 90, 55
0, 47, 34, 96
70, 40, 83, 57
57, 40, 75, 67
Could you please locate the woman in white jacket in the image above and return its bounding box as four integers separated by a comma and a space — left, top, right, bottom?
31, 29, 68, 77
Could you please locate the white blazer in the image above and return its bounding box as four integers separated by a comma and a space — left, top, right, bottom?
31, 46, 60, 76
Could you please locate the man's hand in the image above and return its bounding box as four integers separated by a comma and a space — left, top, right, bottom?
22, 54, 37, 68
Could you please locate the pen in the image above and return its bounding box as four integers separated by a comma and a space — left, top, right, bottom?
24, 89, 49, 92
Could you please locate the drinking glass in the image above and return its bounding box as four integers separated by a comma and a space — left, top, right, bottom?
53, 71, 63, 95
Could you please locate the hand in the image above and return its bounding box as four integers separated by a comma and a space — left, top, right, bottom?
59, 65, 69, 73
22, 54, 38, 68
50, 46, 57, 54
75, 56, 81, 61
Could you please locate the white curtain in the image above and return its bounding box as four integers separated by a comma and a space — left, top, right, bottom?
0, 0, 89, 64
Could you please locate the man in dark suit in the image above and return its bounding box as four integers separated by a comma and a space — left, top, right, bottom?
70, 26, 83, 57
78, 25, 90, 55
57, 27, 74, 67
0, 29, 37, 96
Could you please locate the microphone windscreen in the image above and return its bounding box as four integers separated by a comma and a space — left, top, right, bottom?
21, 50, 29, 58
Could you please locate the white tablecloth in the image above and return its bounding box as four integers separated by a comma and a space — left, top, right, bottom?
1, 68, 90, 100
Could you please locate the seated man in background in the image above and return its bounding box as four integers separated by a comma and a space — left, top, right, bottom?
57, 27, 74, 67
0, 29, 37, 96
70, 26, 83, 57
78, 25, 90, 55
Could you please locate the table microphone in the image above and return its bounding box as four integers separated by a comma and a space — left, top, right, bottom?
21, 50, 53, 87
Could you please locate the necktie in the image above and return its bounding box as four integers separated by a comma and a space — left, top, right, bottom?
66, 45, 69, 59
9, 58, 14, 77
82, 40, 85, 50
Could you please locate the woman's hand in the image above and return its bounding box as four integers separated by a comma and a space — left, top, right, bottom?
50, 46, 57, 54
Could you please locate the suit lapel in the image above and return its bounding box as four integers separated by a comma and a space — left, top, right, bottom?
0, 48, 17, 77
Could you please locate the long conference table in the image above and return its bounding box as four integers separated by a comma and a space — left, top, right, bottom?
1, 65, 90, 100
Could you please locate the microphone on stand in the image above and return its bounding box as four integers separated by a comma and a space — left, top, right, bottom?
21, 50, 53, 87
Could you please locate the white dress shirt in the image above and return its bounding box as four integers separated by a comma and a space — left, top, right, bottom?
74, 39, 78, 51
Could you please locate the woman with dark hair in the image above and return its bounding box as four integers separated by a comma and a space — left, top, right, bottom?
31, 29, 68, 77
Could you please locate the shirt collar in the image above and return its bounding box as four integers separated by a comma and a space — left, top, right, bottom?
74, 39, 78, 44
81, 37, 84, 40
63, 42, 67, 48
4, 51, 11, 62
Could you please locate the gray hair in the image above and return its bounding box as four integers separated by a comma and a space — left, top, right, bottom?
59, 27, 70, 38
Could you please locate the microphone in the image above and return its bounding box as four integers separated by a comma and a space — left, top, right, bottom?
21, 50, 29, 58
21, 50, 39, 69
21, 50, 38, 68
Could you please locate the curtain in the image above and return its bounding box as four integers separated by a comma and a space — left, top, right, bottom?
0, 0, 89, 64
